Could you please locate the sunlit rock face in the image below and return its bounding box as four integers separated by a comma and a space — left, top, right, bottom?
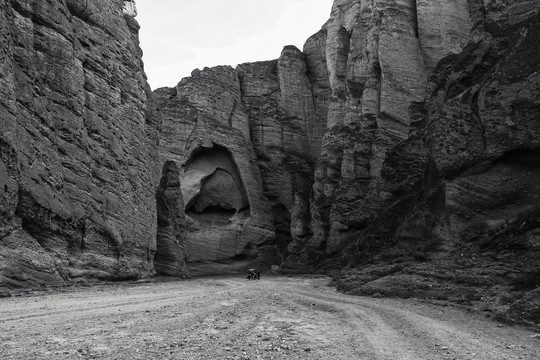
122, 0, 137, 17
0, 0, 160, 291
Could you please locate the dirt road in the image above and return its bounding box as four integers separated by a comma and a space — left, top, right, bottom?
0, 275, 538, 359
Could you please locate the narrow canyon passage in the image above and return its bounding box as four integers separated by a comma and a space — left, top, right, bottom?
0, 276, 538, 360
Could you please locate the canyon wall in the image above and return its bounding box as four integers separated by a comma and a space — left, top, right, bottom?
1, 0, 538, 325
154, 50, 320, 274
156, 0, 540, 324
0, 0, 165, 292
154, 66, 275, 275
307, 0, 540, 326
294, 0, 472, 267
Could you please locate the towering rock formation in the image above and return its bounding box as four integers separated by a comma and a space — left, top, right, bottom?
0, 0, 164, 291
299, 0, 472, 265
155, 0, 540, 325
155, 161, 187, 277
154, 66, 273, 274
1, 0, 538, 327
312, 0, 540, 326
154, 51, 319, 274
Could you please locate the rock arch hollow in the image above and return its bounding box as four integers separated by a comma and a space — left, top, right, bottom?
181, 145, 253, 269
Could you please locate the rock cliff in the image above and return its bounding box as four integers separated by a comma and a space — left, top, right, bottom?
305, 0, 540, 326
154, 54, 316, 274
1, 0, 538, 327
0, 0, 164, 291
155, 0, 540, 325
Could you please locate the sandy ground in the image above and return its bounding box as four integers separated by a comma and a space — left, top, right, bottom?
0, 275, 538, 360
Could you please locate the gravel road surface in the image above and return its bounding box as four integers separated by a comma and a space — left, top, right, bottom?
1, 275, 538, 359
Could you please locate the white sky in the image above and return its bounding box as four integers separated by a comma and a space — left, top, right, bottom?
135, 0, 332, 89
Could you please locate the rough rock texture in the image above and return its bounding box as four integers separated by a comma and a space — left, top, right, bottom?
307, 0, 540, 327
154, 66, 275, 275
287, 0, 441, 266
237, 51, 319, 262
1, 0, 539, 327
155, 161, 187, 277
152, 0, 540, 326
154, 2, 540, 325
416, 0, 471, 73
154, 41, 333, 274
0, 0, 162, 292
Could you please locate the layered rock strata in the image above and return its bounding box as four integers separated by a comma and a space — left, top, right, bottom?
309, 0, 540, 326
155, 161, 187, 277
1, 0, 539, 327
0, 0, 162, 291
154, 44, 334, 273
155, 0, 540, 325
298, 0, 472, 266
154, 67, 272, 275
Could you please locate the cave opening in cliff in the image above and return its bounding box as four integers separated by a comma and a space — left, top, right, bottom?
182, 144, 250, 225
495, 149, 540, 169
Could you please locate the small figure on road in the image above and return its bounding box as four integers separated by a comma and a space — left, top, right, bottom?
257, 270, 260, 280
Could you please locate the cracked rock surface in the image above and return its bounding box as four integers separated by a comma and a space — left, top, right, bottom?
0, 0, 160, 289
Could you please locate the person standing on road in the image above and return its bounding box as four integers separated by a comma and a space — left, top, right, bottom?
257, 270, 260, 280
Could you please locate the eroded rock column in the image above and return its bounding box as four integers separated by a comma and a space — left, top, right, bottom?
155, 161, 187, 277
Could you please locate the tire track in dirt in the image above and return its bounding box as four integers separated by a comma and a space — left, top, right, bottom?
1, 276, 538, 360
280, 279, 539, 360
0, 279, 246, 323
